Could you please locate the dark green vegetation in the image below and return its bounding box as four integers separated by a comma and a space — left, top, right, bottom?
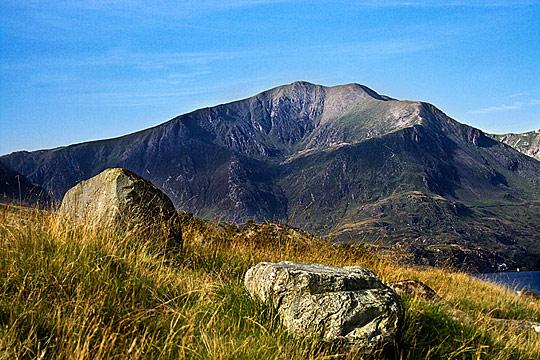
2, 82, 540, 271
1, 206, 539, 359
330, 191, 540, 271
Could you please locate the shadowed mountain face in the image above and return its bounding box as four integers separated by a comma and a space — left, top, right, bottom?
2, 81, 540, 270
0, 161, 50, 206
490, 129, 540, 161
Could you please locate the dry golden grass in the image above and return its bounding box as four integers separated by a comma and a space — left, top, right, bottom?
0, 205, 539, 359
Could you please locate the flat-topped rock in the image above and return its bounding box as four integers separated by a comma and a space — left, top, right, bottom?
245, 261, 401, 354
59, 168, 182, 246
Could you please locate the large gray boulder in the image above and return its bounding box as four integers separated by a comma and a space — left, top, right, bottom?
59, 168, 182, 246
245, 261, 401, 354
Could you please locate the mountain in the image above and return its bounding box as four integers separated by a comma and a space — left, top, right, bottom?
2, 81, 540, 270
490, 129, 540, 161
0, 160, 50, 206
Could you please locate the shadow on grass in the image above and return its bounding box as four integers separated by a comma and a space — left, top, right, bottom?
397, 297, 523, 360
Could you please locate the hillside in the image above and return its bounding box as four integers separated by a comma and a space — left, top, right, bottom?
0, 161, 50, 205
2, 82, 540, 270
0, 205, 539, 359
491, 129, 540, 161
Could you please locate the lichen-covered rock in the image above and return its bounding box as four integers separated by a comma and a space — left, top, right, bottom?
59, 168, 181, 246
244, 261, 401, 353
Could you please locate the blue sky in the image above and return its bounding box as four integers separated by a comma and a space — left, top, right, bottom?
1, 0, 539, 155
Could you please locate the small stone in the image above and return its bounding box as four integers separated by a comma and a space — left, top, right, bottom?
390, 280, 442, 302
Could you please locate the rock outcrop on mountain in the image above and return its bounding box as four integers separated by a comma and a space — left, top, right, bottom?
490, 129, 540, 161
2, 81, 540, 270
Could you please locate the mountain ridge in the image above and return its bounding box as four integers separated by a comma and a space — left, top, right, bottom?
2, 81, 540, 270
490, 129, 540, 161
0, 161, 50, 205
0, 82, 404, 159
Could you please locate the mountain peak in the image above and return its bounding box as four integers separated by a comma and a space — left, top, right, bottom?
491, 128, 540, 160
270, 81, 391, 102
3, 81, 540, 270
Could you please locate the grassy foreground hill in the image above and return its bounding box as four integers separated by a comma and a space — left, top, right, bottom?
0, 205, 539, 359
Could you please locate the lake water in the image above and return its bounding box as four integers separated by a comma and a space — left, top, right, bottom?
477, 271, 540, 295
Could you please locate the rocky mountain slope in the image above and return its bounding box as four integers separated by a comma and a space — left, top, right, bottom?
2, 81, 540, 270
490, 129, 540, 161
0, 161, 49, 205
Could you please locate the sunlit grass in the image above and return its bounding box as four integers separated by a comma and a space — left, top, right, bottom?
0, 205, 538, 359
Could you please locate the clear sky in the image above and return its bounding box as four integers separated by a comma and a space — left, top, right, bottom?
1, 1, 539, 155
